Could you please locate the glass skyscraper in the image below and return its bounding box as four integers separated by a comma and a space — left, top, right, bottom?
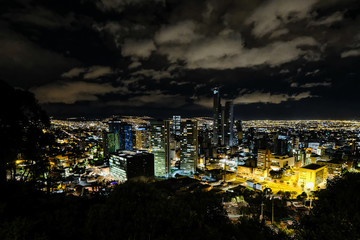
108, 120, 133, 151
150, 121, 170, 177
179, 120, 198, 174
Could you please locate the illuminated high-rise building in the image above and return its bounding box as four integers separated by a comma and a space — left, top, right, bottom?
257, 149, 271, 170
172, 115, 181, 137
135, 126, 149, 150
213, 88, 222, 145
223, 101, 234, 146
235, 120, 243, 145
292, 136, 300, 162
108, 120, 133, 150
103, 132, 120, 159
164, 121, 171, 175
198, 125, 213, 159
273, 136, 289, 156
180, 120, 198, 174
150, 121, 170, 177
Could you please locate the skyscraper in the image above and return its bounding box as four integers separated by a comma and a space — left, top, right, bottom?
273, 136, 289, 156
213, 88, 222, 145
224, 101, 234, 146
212, 88, 235, 147
108, 120, 133, 150
103, 132, 120, 159
235, 120, 243, 145
180, 120, 198, 174
292, 136, 300, 163
134, 126, 149, 150
172, 115, 181, 138
150, 121, 170, 177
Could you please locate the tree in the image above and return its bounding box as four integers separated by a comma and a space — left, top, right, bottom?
86, 181, 233, 240
0, 80, 51, 186
298, 173, 360, 240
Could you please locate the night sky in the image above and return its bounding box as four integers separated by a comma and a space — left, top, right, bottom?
1, 0, 360, 119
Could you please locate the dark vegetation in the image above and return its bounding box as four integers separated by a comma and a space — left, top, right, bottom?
0, 180, 290, 240
0, 80, 53, 188
299, 173, 360, 240
1, 173, 360, 240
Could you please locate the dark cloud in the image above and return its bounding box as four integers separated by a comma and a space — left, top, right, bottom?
245, 0, 318, 38
30, 81, 123, 104
341, 49, 360, 58
121, 39, 156, 59
61, 66, 114, 79
1, 0, 360, 119
96, 0, 165, 13
0, 23, 79, 87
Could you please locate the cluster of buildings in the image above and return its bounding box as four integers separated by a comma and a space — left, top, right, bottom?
104, 88, 244, 182
48, 90, 360, 194
238, 120, 360, 192
105, 118, 200, 180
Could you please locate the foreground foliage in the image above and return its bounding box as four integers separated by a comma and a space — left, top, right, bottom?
299, 172, 360, 240
0, 181, 288, 240
0, 79, 52, 186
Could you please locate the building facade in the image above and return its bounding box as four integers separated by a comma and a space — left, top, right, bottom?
180, 120, 198, 174
109, 150, 154, 181
108, 120, 133, 150
223, 101, 234, 146
172, 115, 181, 138
135, 126, 149, 150
298, 163, 327, 191
150, 121, 170, 177
213, 88, 222, 145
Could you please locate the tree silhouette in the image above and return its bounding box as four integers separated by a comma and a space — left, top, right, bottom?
0, 80, 51, 186
86, 181, 234, 240
298, 173, 360, 239
0, 179, 293, 240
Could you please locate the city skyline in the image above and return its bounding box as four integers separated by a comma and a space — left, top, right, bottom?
1, 0, 360, 119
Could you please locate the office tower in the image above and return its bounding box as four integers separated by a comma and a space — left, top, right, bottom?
292, 136, 299, 151
180, 120, 198, 174
213, 88, 222, 145
108, 120, 133, 150
164, 120, 171, 173
109, 150, 154, 181
103, 132, 120, 159
224, 101, 234, 146
172, 115, 181, 138
221, 108, 225, 145
150, 121, 170, 177
198, 126, 213, 159
292, 136, 300, 162
273, 136, 288, 156
257, 149, 271, 170
135, 126, 149, 150
235, 120, 243, 145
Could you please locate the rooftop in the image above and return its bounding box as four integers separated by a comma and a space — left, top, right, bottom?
301, 163, 324, 170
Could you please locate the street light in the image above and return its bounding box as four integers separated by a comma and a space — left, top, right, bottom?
272, 197, 274, 224
260, 201, 264, 222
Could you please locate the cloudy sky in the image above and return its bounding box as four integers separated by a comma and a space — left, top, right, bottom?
1, 0, 360, 119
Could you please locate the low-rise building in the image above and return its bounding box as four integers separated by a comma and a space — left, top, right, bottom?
270, 155, 295, 171
237, 165, 254, 178
298, 163, 327, 191
317, 159, 342, 177
207, 169, 236, 181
